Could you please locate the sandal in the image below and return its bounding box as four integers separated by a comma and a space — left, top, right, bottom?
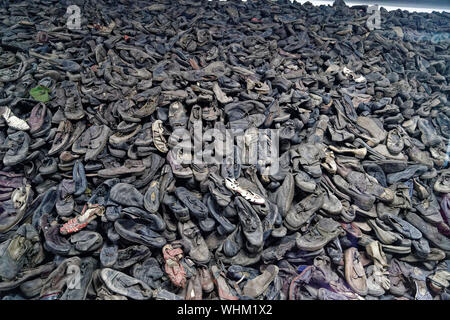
224, 178, 265, 205
59, 203, 104, 235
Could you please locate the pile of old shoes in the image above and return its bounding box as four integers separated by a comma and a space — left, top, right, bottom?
0, 0, 449, 301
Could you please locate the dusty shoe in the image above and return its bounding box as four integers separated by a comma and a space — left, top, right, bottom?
366, 264, 390, 297
417, 118, 442, 147
294, 171, 316, 193
48, 120, 72, 156
114, 219, 166, 249
408, 266, 433, 300
70, 231, 103, 252
234, 196, 264, 253
144, 180, 160, 214
427, 262, 450, 295
131, 256, 164, 289
178, 220, 211, 264
243, 265, 279, 298
3, 131, 30, 166
405, 212, 450, 251
284, 192, 324, 231
55, 179, 75, 217
175, 187, 208, 220
0, 184, 33, 232
109, 183, 144, 208
39, 257, 81, 300
100, 268, 153, 300
97, 161, 146, 179
0, 224, 44, 281
434, 170, 450, 194
386, 128, 404, 155
296, 217, 345, 251
27, 103, 47, 135
198, 267, 214, 293
388, 259, 408, 296
72, 124, 111, 161
60, 257, 97, 300
168, 101, 188, 129
344, 247, 368, 296
40, 214, 72, 255
166, 149, 193, 178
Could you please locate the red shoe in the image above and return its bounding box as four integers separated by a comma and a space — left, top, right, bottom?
163, 244, 186, 288
59, 203, 104, 235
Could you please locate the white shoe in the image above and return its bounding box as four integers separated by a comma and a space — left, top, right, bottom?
1, 107, 30, 131
225, 178, 265, 205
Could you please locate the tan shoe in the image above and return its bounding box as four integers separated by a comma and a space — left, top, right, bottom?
344, 247, 368, 296
243, 265, 279, 298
